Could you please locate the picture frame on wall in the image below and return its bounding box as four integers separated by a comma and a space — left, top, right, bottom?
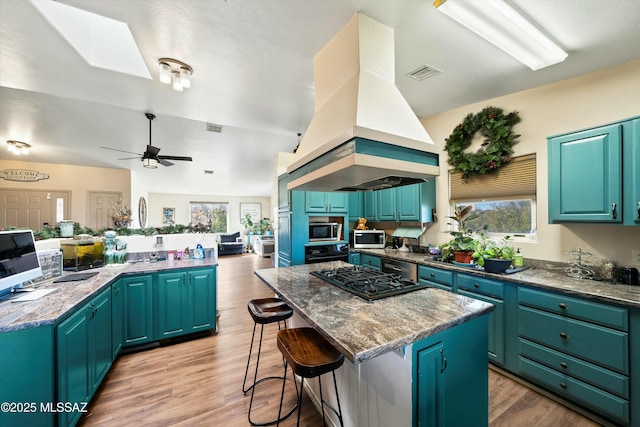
163, 207, 175, 224
240, 203, 261, 223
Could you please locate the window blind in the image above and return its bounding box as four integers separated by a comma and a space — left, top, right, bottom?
449, 154, 536, 200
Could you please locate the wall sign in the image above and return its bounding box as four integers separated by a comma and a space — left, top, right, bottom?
1, 169, 50, 182
240, 203, 262, 223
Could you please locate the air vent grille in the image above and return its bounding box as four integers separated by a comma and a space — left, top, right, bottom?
405, 64, 442, 81
204, 170, 214, 175
206, 123, 223, 133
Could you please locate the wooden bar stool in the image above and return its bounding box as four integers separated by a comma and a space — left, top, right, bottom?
276, 327, 345, 427
243, 297, 297, 426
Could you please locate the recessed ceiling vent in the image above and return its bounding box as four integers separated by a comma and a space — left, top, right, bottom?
203, 170, 214, 175
405, 64, 442, 81
206, 123, 223, 133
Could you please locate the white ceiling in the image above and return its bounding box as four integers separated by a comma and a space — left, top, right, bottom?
1, 0, 639, 197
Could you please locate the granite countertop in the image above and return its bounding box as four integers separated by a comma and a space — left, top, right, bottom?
0, 258, 218, 333
355, 249, 640, 309
254, 261, 494, 363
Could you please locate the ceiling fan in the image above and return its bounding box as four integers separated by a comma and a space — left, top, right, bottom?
102, 113, 193, 168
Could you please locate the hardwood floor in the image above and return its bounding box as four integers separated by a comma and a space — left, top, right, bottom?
80, 254, 599, 427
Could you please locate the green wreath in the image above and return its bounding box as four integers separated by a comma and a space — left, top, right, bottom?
444, 106, 521, 180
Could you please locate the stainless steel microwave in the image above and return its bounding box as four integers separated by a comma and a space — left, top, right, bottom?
309, 222, 341, 241
352, 229, 386, 249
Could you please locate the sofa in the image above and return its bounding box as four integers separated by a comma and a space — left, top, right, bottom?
218, 232, 244, 255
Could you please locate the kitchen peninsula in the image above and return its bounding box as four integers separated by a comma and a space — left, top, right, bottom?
0, 258, 217, 427
255, 261, 494, 427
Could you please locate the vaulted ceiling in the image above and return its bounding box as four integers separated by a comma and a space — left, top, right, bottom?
1, 0, 639, 196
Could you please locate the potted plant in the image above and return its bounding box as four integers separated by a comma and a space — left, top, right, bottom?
439, 205, 480, 264
241, 213, 254, 234
472, 234, 515, 273
253, 217, 273, 235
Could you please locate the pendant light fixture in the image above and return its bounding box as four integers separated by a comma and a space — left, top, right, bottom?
158, 58, 193, 91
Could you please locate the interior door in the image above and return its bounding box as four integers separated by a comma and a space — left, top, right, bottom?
88, 192, 121, 230
0, 189, 70, 230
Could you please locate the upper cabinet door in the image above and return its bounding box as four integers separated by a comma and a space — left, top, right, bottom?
326, 192, 348, 213
623, 119, 640, 225
548, 124, 622, 223
397, 184, 421, 221
305, 191, 327, 212
376, 188, 397, 221
305, 191, 348, 213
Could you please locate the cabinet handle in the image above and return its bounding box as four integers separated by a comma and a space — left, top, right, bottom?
440, 348, 448, 373
474, 283, 479, 288
560, 332, 569, 339
430, 273, 435, 277
559, 382, 567, 389
637, 201, 640, 220
560, 361, 568, 369
558, 303, 568, 310
612, 202, 617, 219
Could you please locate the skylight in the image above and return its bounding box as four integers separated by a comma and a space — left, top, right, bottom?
31, 0, 151, 79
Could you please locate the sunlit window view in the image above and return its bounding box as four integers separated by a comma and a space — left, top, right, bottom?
455, 199, 535, 235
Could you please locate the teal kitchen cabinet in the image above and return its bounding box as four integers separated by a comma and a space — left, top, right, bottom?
278, 173, 291, 212
57, 287, 112, 427
156, 267, 217, 339
348, 252, 361, 265
363, 191, 377, 220
361, 253, 381, 271
305, 191, 348, 213
121, 274, 154, 346
517, 286, 630, 425
413, 314, 489, 427
277, 211, 292, 267
548, 116, 640, 224
548, 123, 622, 222
457, 273, 505, 366
418, 265, 454, 292
375, 182, 436, 222
0, 326, 54, 427
623, 119, 640, 225
111, 279, 123, 359
348, 192, 363, 221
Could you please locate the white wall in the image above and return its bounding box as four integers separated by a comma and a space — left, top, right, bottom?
420, 60, 640, 266
148, 192, 271, 236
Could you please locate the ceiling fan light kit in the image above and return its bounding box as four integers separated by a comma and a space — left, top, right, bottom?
433, 0, 567, 71
6, 140, 31, 155
143, 157, 158, 169
158, 58, 193, 91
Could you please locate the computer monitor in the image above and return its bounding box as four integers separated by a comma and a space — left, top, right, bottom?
0, 230, 43, 297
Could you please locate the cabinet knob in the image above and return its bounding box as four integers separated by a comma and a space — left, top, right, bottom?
559, 332, 569, 339
558, 303, 568, 310
559, 382, 567, 389
474, 283, 479, 288
560, 361, 568, 369
430, 273, 435, 277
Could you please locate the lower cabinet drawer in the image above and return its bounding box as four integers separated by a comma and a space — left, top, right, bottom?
361, 254, 381, 270
418, 265, 453, 289
519, 356, 629, 424
457, 273, 503, 299
519, 338, 629, 398
519, 306, 628, 374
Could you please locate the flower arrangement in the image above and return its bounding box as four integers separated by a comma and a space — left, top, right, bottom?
111, 204, 132, 228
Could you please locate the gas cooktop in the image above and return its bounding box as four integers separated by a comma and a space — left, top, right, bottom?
311, 266, 429, 302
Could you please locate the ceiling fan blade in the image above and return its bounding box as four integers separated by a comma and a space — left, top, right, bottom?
158, 155, 193, 162
145, 145, 161, 157
158, 159, 175, 167
118, 156, 142, 160
101, 146, 142, 156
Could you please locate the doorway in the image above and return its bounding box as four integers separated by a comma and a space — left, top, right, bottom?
0, 189, 70, 230
87, 191, 122, 230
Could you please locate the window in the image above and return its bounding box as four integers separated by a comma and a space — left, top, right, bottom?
189, 202, 228, 233
454, 199, 536, 237
450, 154, 536, 238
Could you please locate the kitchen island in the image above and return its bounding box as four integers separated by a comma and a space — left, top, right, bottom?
255, 261, 494, 427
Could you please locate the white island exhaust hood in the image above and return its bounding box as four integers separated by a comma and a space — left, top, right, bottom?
287, 13, 440, 192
